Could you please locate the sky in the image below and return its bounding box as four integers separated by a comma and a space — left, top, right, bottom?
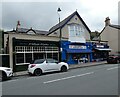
0, 0, 120, 32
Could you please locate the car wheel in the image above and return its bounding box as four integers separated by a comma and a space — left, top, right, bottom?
61, 66, 67, 72
34, 69, 42, 76
2, 71, 7, 81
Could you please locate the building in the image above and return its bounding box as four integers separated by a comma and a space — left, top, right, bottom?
4, 26, 67, 71
3, 11, 111, 72
90, 31, 111, 61
48, 11, 93, 64
99, 17, 120, 54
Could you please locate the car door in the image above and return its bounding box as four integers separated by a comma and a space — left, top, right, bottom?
46, 59, 59, 72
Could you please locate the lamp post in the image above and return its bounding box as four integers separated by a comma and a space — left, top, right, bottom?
57, 7, 62, 61
57, 7, 62, 41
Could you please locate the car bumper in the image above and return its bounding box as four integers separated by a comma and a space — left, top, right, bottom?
6, 71, 13, 77
107, 59, 118, 63
28, 67, 34, 74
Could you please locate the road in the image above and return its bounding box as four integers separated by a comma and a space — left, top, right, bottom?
2, 63, 119, 95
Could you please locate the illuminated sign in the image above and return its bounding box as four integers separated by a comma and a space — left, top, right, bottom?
96, 45, 104, 48
69, 45, 86, 49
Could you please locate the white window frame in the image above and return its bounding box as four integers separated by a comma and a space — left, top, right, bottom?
69, 24, 85, 37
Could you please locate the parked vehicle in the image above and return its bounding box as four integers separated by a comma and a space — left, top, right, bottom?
28, 59, 69, 76
107, 54, 120, 64
0, 67, 13, 81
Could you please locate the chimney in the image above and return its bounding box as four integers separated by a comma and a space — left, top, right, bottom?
16, 20, 21, 32
105, 17, 110, 26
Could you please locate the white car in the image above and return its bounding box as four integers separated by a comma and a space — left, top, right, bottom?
0, 67, 13, 81
28, 59, 69, 76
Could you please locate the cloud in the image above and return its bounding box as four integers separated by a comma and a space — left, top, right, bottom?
1, 0, 119, 32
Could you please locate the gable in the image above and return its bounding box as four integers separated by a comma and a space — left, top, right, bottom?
100, 25, 119, 41
67, 15, 86, 29
48, 11, 91, 35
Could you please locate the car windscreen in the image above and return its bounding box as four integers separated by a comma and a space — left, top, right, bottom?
33, 59, 45, 64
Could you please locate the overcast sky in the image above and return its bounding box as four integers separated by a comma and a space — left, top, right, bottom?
1, 0, 119, 32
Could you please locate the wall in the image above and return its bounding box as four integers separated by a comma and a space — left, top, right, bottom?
101, 26, 119, 54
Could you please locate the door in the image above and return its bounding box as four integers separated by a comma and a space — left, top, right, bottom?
46, 59, 59, 72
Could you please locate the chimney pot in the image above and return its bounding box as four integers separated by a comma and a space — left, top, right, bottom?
105, 17, 110, 26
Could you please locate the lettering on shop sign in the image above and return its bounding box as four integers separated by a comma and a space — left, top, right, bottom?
13, 39, 58, 46
69, 45, 86, 49
96, 45, 104, 48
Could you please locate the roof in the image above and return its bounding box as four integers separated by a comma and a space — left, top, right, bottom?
99, 24, 120, 37
11, 28, 49, 35
48, 11, 91, 35
109, 25, 120, 29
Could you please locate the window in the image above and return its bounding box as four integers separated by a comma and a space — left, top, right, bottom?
25, 53, 32, 63
27, 31, 35, 35
47, 59, 58, 63
69, 24, 85, 37
16, 53, 24, 63
34, 59, 45, 64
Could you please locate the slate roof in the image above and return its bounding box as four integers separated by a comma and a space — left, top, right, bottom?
109, 25, 120, 29
99, 24, 120, 36
48, 11, 91, 35
14, 28, 49, 35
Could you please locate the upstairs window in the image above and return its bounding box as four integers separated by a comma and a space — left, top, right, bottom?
69, 24, 85, 37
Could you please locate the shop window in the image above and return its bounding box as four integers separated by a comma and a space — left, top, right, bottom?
47, 53, 52, 59
34, 53, 44, 60
25, 53, 32, 63
16, 53, 24, 63
53, 53, 58, 60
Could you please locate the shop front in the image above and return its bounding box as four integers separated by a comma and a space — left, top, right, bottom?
12, 38, 59, 71
92, 42, 111, 61
61, 41, 92, 64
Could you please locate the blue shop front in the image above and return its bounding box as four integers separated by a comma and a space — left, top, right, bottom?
91, 42, 111, 62
61, 41, 93, 64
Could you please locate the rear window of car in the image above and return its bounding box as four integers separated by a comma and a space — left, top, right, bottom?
33, 59, 45, 64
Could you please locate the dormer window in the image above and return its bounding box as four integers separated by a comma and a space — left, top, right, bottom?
26, 28, 36, 35
27, 31, 35, 35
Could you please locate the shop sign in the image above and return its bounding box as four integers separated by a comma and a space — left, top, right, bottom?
69, 45, 86, 49
13, 39, 59, 46
96, 45, 104, 48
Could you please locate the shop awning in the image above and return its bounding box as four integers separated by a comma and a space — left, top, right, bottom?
66, 49, 92, 53
95, 48, 112, 51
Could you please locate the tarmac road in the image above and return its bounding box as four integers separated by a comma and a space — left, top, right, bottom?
2, 63, 119, 95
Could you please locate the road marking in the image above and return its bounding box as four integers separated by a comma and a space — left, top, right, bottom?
107, 67, 118, 70
43, 72, 94, 84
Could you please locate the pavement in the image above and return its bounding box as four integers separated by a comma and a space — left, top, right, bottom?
13, 61, 107, 77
